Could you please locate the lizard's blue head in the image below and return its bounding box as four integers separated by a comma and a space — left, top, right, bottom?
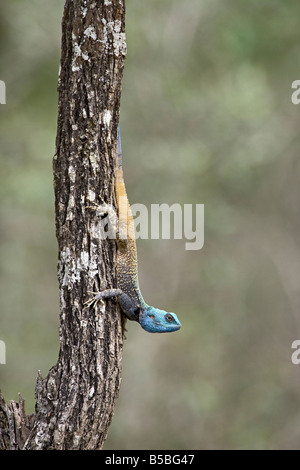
140, 306, 181, 333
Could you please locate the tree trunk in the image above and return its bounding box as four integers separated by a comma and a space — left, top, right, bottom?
0, 0, 126, 450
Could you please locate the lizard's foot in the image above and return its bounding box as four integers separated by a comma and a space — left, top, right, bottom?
86, 196, 117, 234
83, 291, 104, 309
86, 195, 111, 216
86, 201, 109, 217
84, 289, 123, 309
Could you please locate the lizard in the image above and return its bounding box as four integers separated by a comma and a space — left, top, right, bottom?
85, 126, 181, 334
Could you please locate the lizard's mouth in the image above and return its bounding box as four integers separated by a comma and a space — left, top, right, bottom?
154, 320, 181, 333
170, 322, 181, 332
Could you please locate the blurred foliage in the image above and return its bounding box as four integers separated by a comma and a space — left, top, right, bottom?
1, 0, 300, 450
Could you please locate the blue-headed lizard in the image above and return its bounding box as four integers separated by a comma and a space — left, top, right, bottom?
86, 127, 181, 334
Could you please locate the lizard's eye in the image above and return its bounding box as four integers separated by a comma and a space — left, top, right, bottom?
165, 313, 174, 323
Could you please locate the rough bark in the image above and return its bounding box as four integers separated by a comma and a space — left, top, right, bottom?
0, 0, 126, 450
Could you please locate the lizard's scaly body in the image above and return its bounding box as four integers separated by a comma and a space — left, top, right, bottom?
87, 127, 181, 334
115, 127, 147, 311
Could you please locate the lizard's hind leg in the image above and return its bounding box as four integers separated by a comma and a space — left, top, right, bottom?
86, 197, 118, 242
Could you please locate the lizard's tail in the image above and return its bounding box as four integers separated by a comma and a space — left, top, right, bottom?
117, 125, 123, 170
115, 125, 135, 242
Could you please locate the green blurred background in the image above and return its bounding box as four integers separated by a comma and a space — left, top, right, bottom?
1, 0, 300, 450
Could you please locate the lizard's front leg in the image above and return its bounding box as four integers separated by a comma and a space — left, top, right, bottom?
84, 289, 140, 324
84, 288, 123, 308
